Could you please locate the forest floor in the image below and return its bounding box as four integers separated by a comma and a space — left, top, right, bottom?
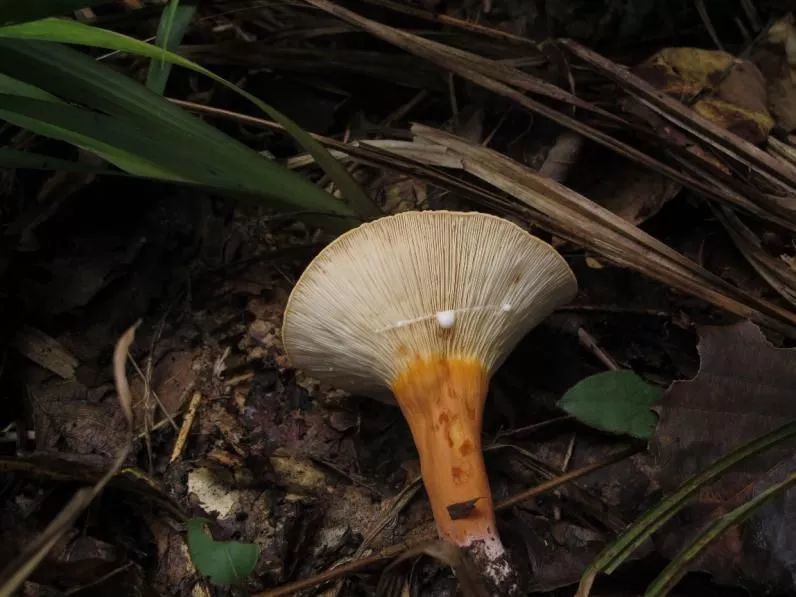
2, 1, 796, 595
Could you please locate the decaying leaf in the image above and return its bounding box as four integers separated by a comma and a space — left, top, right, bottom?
758, 14, 796, 132
446, 497, 482, 521
650, 321, 796, 593
633, 47, 734, 97
579, 158, 682, 225
186, 468, 245, 521
634, 47, 774, 144
12, 325, 78, 379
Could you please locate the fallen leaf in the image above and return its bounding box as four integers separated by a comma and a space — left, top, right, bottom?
558, 370, 662, 440
12, 326, 79, 379
512, 511, 607, 593
634, 47, 774, 144
186, 518, 259, 586
633, 47, 734, 97
186, 468, 244, 521
759, 14, 796, 132
269, 451, 328, 495
130, 349, 196, 425
446, 497, 482, 520
583, 159, 682, 225
585, 257, 604, 269
650, 321, 796, 593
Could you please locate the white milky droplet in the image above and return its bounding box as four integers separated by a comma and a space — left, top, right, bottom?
501, 303, 512, 312
436, 310, 456, 328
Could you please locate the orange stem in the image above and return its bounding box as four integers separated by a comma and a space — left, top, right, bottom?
391, 356, 503, 556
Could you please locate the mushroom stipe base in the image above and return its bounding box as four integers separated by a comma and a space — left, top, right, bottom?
391, 356, 504, 559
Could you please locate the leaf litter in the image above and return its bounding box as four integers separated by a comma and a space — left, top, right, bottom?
1, 1, 796, 596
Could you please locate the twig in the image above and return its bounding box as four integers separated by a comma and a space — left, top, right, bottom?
695, 0, 724, 50
577, 328, 620, 371
380, 89, 428, 127
353, 0, 538, 46
556, 305, 671, 317
254, 543, 408, 597
63, 561, 135, 596
493, 415, 573, 440
169, 391, 203, 463
496, 446, 639, 510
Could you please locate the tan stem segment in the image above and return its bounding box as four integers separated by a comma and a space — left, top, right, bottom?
391, 356, 503, 556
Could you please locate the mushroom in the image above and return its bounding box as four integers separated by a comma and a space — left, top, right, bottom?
282, 210, 577, 589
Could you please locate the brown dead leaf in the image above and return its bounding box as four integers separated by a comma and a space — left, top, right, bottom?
633, 47, 734, 97
446, 497, 482, 521
634, 47, 774, 144
377, 173, 429, 214
756, 14, 796, 132
581, 158, 682, 225
27, 373, 127, 458
148, 517, 196, 593
130, 349, 196, 425
650, 321, 796, 593
13, 326, 79, 379
511, 512, 606, 593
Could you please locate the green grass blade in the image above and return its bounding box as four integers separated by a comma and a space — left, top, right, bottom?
146, 0, 196, 95
0, 93, 355, 216
0, 18, 380, 219
0, 1, 110, 25
577, 420, 796, 596
644, 470, 796, 596
0, 40, 359, 221
0, 73, 60, 101
0, 147, 127, 174
0, 94, 192, 180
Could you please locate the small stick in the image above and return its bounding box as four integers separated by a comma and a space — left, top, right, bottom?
494, 415, 573, 440
496, 446, 638, 511
577, 327, 620, 371
169, 392, 203, 464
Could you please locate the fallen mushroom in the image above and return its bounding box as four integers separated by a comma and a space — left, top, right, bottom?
282, 210, 577, 591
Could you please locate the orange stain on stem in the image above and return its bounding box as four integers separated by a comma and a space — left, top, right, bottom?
391, 355, 497, 547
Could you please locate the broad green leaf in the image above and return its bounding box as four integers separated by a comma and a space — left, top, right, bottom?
0, 18, 380, 219
146, 1, 196, 95
0, 147, 125, 174
0, 41, 359, 221
558, 370, 661, 440
186, 518, 258, 586
0, 1, 110, 25
0, 73, 60, 101
0, 94, 192, 180
0, 93, 346, 212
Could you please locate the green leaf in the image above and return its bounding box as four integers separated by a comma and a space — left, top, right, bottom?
0, 18, 379, 219
0, 73, 60, 101
186, 518, 258, 586
0, 147, 126, 175
0, 40, 358, 222
558, 370, 661, 440
0, 1, 110, 25
146, 0, 196, 95
0, 94, 197, 180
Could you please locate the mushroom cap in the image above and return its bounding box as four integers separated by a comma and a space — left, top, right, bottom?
282, 210, 577, 397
